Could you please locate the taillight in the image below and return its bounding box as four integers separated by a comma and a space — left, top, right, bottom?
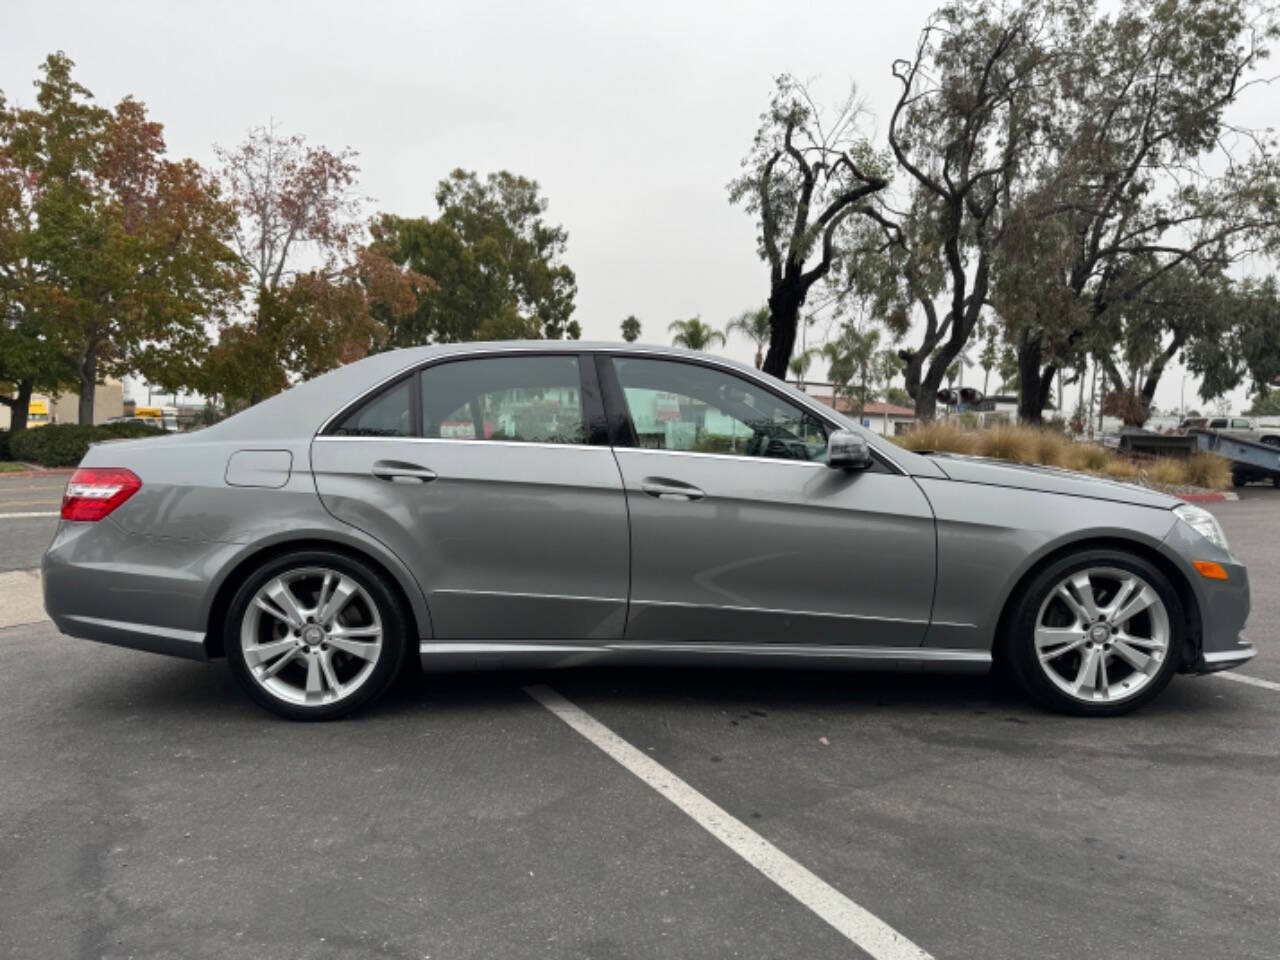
61, 468, 142, 522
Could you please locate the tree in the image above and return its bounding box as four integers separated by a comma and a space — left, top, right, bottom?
620, 314, 641, 342
729, 75, 888, 379
1245, 390, 1280, 417
668, 316, 725, 351
1, 54, 243, 425
208, 123, 413, 408
1185, 275, 1280, 404
369, 170, 579, 348
725, 306, 771, 368
823, 322, 899, 416
859, 0, 1061, 420
998, 0, 1280, 422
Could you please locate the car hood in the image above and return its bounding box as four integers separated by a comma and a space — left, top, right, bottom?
926, 453, 1180, 509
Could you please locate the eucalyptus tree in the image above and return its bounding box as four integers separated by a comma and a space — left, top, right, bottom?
729, 76, 889, 379
855, 0, 1063, 419
996, 0, 1280, 422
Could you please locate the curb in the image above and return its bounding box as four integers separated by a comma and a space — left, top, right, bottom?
0, 467, 75, 480
1178, 491, 1239, 503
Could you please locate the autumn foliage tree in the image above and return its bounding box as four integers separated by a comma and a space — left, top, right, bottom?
1, 53, 242, 426
206, 124, 427, 407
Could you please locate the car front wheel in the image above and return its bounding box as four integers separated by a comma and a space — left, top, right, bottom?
1003, 549, 1185, 716
226, 551, 408, 721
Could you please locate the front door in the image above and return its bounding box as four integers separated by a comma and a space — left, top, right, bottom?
601, 354, 936, 647
312, 353, 630, 641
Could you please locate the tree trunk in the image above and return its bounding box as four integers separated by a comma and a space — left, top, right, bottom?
1016, 332, 1050, 424
761, 281, 804, 380
78, 340, 98, 425
1, 380, 34, 433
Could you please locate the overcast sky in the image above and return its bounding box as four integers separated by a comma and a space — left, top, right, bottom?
3, 0, 1271, 414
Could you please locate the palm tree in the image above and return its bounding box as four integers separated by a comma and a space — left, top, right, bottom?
668, 316, 726, 351
620, 315, 641, 342
788, 346, 821, 390
725, 307, 771, 368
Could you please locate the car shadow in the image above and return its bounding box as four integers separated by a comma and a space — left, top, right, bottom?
78, 652, 1251, 726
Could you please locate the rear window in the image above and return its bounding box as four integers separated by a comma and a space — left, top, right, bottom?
331, 378, 414, 437
420, 355, 586, 445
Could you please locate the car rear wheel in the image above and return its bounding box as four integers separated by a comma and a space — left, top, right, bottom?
226, 551, 408, 721
1003, 549, 1184, 716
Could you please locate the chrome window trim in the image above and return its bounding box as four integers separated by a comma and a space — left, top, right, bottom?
613, 446, 828, 470
312, 436, 613, 453
312, 345, 909, 475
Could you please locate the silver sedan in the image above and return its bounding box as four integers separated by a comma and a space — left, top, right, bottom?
42, 343, 1254, 720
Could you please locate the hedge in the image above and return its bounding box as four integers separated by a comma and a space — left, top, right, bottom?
8, 422, 167, 467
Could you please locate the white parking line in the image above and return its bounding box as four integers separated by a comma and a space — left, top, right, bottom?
0, 511, 59, 519
524, 683, 934, 960
1215, 672, 1280, 693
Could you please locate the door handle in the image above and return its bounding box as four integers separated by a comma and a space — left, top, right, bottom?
371, 461, 437, 483
640, 477, 705, 501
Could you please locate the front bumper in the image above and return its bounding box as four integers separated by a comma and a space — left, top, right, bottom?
1185, 637, 1257, 674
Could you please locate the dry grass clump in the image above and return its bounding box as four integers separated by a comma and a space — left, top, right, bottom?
1102, 459, 1141, 480
891, 423, 1232, 490
972, 425, 1035, 462
1146, 458, 1186, 486
1182, 452, 1231, 490
894, 420, 971, 454
1072, 444, 1111, 472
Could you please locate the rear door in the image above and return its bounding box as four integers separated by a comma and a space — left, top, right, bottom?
311, 352, 630, 641
600, 354, 936, 647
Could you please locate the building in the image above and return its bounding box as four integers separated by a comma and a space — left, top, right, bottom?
0, 379, 124, 429
805, 391, 918, 436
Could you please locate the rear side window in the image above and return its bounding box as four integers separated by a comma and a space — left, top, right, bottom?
421, 355, 586, 445
1232, 418, 1252, 429
331, 378, 414, 437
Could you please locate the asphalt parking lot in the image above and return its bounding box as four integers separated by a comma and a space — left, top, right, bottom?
1, 479, 1278, 959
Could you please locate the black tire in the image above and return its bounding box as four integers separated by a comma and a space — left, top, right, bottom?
1232, 470, 1248, 488
225, 550, 409, 721
1002, 548, 1185, 717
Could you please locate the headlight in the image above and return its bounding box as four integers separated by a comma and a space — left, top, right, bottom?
1173, 503, 1231, 553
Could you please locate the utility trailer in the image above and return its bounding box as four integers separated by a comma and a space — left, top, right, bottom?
1189, 428, 1280, 488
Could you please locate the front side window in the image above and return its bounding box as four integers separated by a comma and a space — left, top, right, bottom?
612, 357, 828, 461
421, 355, 586, 445
331, 378, 414, 437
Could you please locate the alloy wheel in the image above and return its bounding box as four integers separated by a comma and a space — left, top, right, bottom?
239, 566, 384, 707
1033, 566, 1170, 705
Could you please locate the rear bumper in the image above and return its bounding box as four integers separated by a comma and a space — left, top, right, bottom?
42, 518, 239, 661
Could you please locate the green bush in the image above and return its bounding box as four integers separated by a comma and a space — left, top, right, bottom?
8, 422, 166, 467
0, 429, 9, 461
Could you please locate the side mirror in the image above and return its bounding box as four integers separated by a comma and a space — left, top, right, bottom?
827, 429, 873, 471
